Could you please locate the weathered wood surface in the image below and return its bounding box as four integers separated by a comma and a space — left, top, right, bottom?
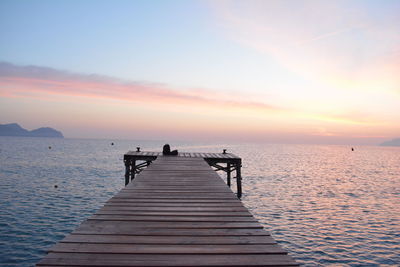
37, 156, 298, 266
124, 151, 241, 159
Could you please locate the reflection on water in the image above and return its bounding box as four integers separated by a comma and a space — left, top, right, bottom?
0, 138, 399, 266
238, 144, 400, 266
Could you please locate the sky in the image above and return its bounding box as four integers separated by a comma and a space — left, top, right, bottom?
0, 0, 399, 144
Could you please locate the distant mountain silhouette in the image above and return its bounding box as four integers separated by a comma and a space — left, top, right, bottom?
380, 138, 400, 146
0, 123, 64, 138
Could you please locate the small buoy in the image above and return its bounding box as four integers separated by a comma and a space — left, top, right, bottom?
48, 146, 52, 149
54, 185, 58, 188
111, 142, 114, 146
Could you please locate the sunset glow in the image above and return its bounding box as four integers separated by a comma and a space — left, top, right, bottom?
0, 0, 399, 144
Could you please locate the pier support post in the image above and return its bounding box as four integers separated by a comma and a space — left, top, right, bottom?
131, 160, 136, 181
123, 153, 157, 186
227, 163, 231, 187
124, 160, 130, 186
236, 162, 242, 199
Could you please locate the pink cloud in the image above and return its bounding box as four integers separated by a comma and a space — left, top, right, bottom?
0, 62, 283, 112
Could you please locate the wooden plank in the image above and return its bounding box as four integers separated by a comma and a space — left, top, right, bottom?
125, 183, 228, 187
104, 203, 244, 207
128, 176, 225, 180
104, 202, 244, 207
126, 184, 229, 187
96, 211, 253, 217
115, 193, 236, 197
82, 220, 263, 229
61, 234, 277, 244
50, 243, 287, 254
125, 188, 233, 193
107, 198, 242, 203
126, 178, 224, 181
125, 185, 229, 188
38, 253, 298, 266
73, 225, 270, 236
120, 190, 233, 193
114, 194, 236, 198
112, 196, 238, 200
89, 215, 257, 222
129, 181, 225, 184
212, 153, 220, 158
140, 169, 214, 172
131, 178, 223, 182
127, 181, 226, 184
110, 192, 236, 196
99, 206, 249, 212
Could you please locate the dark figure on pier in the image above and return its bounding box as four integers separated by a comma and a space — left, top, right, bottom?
163, 144, 178, 156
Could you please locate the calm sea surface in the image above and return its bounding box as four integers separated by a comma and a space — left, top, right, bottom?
0, 137, 399, 266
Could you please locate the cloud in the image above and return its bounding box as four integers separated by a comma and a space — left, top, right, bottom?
210, 0, 400, 93
0, 62, 283, 112
1, 61, 396, 142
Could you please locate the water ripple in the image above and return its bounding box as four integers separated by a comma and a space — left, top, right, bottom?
0, 139, 399, 266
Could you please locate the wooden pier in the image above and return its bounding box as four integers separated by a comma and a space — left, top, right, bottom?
37, 151, 298, 266
123, 150, 243, 198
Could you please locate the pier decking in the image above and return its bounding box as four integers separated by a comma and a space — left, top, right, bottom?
38, 152, 298, 266
123, 151, 243, 198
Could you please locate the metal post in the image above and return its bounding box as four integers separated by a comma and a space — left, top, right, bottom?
227, 163, 231, 187
236, 162, 242, 199
124, 160, 130, 186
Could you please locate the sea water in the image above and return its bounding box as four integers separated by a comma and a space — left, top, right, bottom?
0, 137, 399, 266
